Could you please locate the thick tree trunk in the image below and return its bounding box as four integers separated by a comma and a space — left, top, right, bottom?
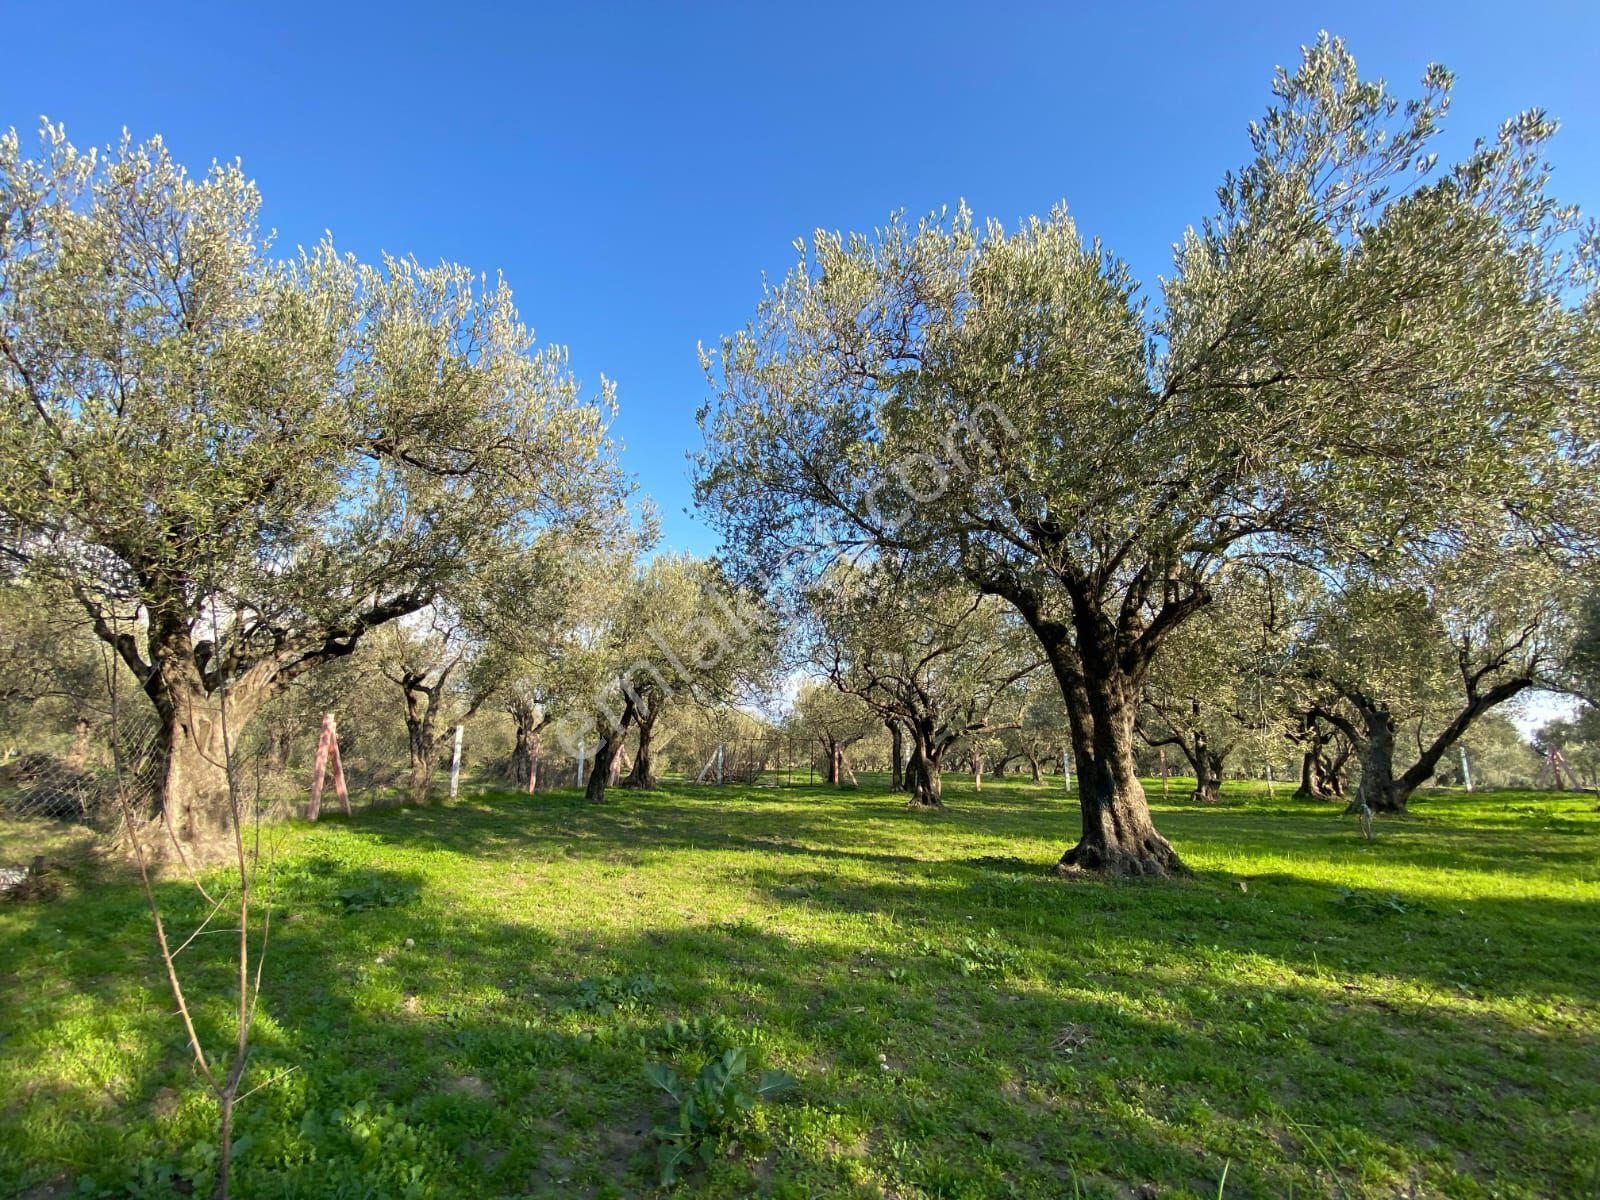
624, 714, 658, 788
907, 731, 944, 809
585, 733, 624, 802
159, 701, 237, 841
822, 739, 842, 785
406, 727, 434, 806
903, 740, 923, 795
1027, 753, 1042, 784
1055, 664, 1182, 877
151, 661, 265, 840
585, 698, 636, 803
888, 721, 904, 789
969, 575, 1185, 877
507, 702, 543, 793
1354, 703, 1401, 813
1191, 734, 1224, 804
1292, 715, 1345, 801
1297, 745, 1346, 801
1295, 748, 1319, 799
403, 685, 436, 806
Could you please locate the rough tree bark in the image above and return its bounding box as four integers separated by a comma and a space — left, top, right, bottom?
887, 720, 904, 789
1296, 743, 1348, 801
1342, 676, 1531, 813
1059, 663, 1181, 875
984, 580, 1185, 877
1190, 731, 1225, 805
624, 709, 659, 788
903, 740, 923, 796
402, 684, 437, 807
82, 585, 430, 833
507, 697, 546, 793
160, 685, 248, 840
1291, 713, 1348, 801
585, 694, 636, 803
906, 721, 945, 809
148, 639, 268, 840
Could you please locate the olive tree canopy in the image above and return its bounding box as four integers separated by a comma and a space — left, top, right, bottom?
0, 124, 627, 832
695, 36, 1594, 874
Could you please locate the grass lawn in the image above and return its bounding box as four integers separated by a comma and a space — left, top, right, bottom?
1, 779, 1597, 1199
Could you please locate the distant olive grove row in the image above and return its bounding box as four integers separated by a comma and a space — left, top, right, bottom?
2, 34, 1597, 874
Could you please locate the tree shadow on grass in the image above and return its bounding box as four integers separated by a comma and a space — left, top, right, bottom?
4, 789, 1596, 1197
6, 847, 1595, 1198
331, 786, 1600, 1004
348, 783, 1600, 890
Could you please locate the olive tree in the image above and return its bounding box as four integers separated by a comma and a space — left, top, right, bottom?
1289, 541, 1576, 811
790, 680, 877, 785
0, 124, 623, 835
1137, 570, 1290, 803
991, 671, 1073, 784
373, 614, 491, 806
457, 530, 634, 793
549, 553, 776, 803
695, 37, 1589, 873
808, 564, 1041, 807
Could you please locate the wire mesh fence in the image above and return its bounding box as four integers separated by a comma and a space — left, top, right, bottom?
0, 707, 163, 824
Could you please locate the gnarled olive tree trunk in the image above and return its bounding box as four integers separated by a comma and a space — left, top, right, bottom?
975, 575, 1185, 877
1296, 743, 1348, 801
158, 688, 245, 840
1189, 732, 1225, 805
905, 721, 945, 809
403, 689, 437, 807
903, 740, 923, 797
1334, 674, 1531, 814
148, 637, 268, 841
507, 698, 545, 793
1044, 609, 1183, 875
585, 695, 637, 803
1062, 670, 1180, 874
624, 709, 659, 788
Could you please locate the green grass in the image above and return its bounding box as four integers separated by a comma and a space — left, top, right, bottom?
2, 779, 1598, 1198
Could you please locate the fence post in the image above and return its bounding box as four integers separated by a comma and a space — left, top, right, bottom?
449, 725, 464, 800
716, 742, 725, 785
1460, 747, 1474, 793
576, 739, 585, 788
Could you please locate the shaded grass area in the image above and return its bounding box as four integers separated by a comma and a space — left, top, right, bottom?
1, 780, 1597, 1198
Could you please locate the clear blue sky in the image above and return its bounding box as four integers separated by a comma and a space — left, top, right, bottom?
3, 1, 1596, 555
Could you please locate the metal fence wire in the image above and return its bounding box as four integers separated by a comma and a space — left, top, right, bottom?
0, 708, 163, 824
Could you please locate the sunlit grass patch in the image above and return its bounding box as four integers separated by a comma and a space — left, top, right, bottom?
2, 779, 1596, 1197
